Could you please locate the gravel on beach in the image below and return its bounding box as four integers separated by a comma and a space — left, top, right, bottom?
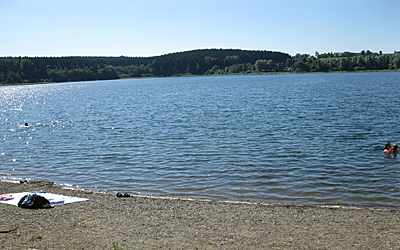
0, 181, 399, 249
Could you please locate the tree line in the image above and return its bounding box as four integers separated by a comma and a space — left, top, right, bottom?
288, 51, 400, 73
1, 49, 399, 85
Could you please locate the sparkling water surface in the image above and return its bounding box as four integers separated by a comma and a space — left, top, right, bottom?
1, 72, 400, 208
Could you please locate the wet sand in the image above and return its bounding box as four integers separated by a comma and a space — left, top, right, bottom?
1, 181, 399, 249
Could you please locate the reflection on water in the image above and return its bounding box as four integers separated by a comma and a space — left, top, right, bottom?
1, 72, 400, 208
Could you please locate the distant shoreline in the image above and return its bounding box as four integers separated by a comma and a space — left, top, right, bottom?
1, 69, 399, 87
2, 49, 399, 85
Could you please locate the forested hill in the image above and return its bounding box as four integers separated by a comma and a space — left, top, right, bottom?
0, 49, 290, 84
1, 48, 400, 85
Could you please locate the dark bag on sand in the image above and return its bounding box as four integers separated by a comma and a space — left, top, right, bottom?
18, 194, 53, 209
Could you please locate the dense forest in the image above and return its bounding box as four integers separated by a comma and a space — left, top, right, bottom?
1, 49, 399, 85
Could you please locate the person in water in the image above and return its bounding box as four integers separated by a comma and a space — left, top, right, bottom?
25, 122, 29, 126
392, 144, 399, 154
383, 142, 392, 153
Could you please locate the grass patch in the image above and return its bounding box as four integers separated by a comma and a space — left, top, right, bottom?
112, 242, 124, 250
32, 234, 43, 240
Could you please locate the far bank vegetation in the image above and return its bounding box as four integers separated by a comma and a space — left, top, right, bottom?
1, 49, 400, 85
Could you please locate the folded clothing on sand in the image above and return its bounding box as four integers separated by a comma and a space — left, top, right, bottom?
0, 194, 14, 201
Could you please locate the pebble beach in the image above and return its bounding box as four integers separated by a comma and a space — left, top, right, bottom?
1, 180, 399, 249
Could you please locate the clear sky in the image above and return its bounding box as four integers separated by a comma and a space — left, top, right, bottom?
1, 0, 399, 57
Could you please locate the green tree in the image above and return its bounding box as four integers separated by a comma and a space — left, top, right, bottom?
6, 71, 22, 84
223, 55, 242, 66
285, 58, 293, 68
267, 59, 275, 71
376, 55, 389, 69
357, 56, 365, 69
364, 55, 373, 69
313, 59, 326, 72
293, 61, 309, 72
0, 72, 6, 84
255, 59, 267, 72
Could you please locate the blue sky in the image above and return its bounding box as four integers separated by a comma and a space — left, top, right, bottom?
1, 0, 398, 57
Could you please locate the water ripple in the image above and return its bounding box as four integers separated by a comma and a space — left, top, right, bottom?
1, 73, 400, 208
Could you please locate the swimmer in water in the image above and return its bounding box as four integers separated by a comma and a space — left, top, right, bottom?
383, 142, 392, 153
25, 122, 29, 126
392, 144, 399, 154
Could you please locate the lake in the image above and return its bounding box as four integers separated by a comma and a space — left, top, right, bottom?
1, 72, 399, 208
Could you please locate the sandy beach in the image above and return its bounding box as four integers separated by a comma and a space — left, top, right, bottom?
0, 181, 399, 249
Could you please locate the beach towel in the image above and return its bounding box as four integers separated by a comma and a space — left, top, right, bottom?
0, 191, 88, 206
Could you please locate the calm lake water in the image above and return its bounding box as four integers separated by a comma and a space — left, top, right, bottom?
1, 72, 400, 208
